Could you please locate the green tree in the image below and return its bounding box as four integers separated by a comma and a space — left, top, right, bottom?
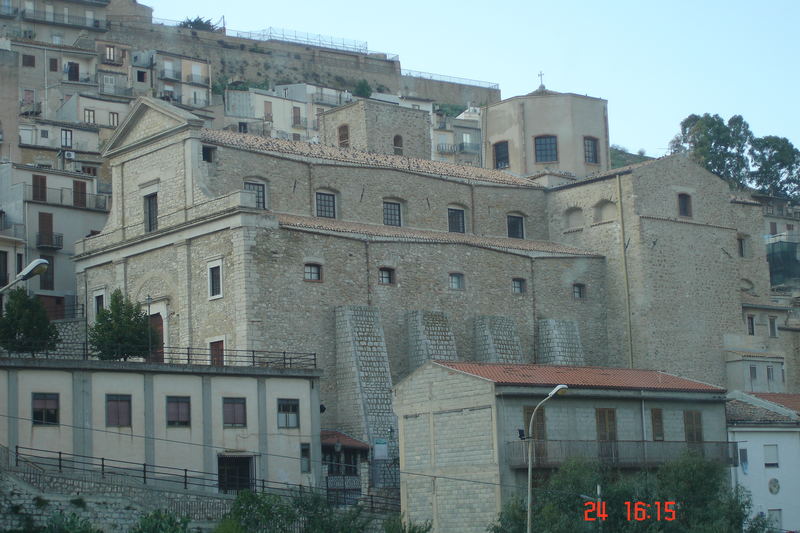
749, 135, 800, 198
177, 16, 217, 32
88, 289, 157, 360
0, 287, 59, 354
353, 79, 372, 98
383, 513, 432, 533
129, 510, 190, 533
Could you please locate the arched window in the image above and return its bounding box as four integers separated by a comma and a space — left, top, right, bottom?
338, 125, 349, 148
564, 207, 584, 229
593, 200, 615, 223
678, 193, 692, 217
393, 135, 403, 156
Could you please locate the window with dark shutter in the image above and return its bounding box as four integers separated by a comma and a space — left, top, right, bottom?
651, 408, 664, 441
683, 410, 703, 443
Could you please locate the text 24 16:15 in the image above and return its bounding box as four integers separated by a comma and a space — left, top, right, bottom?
584, 501, 677, 522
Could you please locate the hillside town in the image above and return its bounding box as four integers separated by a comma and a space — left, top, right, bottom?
0, 1, 799, 532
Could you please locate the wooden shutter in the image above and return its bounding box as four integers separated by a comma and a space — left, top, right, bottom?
73, 180, 86, 207
651, 408, 664, 441
210, 340, 224, 366
33, 175, 47, 201
683, 410, 703, 443
596, 408, 617, 441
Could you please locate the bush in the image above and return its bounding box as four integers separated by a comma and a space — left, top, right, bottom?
130, 509, 190, 533
383, 513, 432, 533
42, 512, 101, 533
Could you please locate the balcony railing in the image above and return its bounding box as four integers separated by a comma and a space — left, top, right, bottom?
0, 5, 18, 17
21, 9, 107, 30
101, 57, 124, 66
62, 72, 96, 85
36, 232, 63, 249
25, 184, 111, 212
458, 142, 480, 153
311, 93, 352, 106
506, 439, 737, 469
99, 85, 133, 97
20, 101, 42, 115
159, 69, 182, 81
292, 117, 308, 128
437, 143, 458, 154
185, 73, 209, 85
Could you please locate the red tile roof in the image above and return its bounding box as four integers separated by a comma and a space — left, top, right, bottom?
200, 129, 539, 187
277, 214, 598, 256
321, 430, 370, 450
751, 393, 800, 414
434, 361, 725, 393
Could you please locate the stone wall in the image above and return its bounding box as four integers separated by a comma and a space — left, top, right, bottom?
406, 310, 458, 372
473, 316, 525, 363
54, 318, 85, 354
536, 319, 586, 366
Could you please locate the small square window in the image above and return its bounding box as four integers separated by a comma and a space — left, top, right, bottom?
83, 109, 95, 124
300, 443, 311, 473
573, 283, 586, 299
316, 192, 336, 218
166, 396, 190, 427
223, 398, 246, 427
448, 208, 465, 233
40, 130, 49, 139
238, 122, 248, 133
379, 267, 395, 285
304, 263, 322, 282
106, 394, 132, 427
32, 393, 59, 425
137, 70, 146, 83
278, 399, 299, 428
507, 215, 524, 239
383, 201, 401, 227
244, 182, 266, 209
49, 58, 58, 72
512, 278, 526, 293
535, 136, 558, 162
208, 262, 222, 298
449, 272, 465, 290
201, 145, 216, 162
22, 54, 35, 67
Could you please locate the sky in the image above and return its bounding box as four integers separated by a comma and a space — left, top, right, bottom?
146, 0, 799, 157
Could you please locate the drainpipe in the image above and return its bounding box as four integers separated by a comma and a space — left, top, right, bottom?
640, 393, 647, 464
616, 174, 634, 368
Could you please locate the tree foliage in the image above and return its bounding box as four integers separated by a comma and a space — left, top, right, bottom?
383, 513, 433, 533
88, 289, 157, 360
487, 455, 772, 533
129, 510, 190, 533
353, 79, 372, 98
0, 287, 59, 354
670, 113, 800, 199
178, 16, 218, 32
42, 512, 102, 533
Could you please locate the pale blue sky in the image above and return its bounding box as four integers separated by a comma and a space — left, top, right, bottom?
147, 0, 799, 157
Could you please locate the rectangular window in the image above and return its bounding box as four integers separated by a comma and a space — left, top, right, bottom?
493, 141, 509, 169
201, 145, 215, 162
40, 130, 49, 139
144, 193, 158, 232
788, 224, 795, 232
678, 194, 692, 217
109, 112, 119, 127
535, 136, 558, 162
94, 294, 104, 316
683, 410, 703, 443
39, 254, 54, 290
767, 365, 774, 383
378, 267, 395, 285
573, 283, 586, 299
338, 125, 349, 148
507, 215, 524, 239
769, 221, 778, 235
512, 278, 526, 294
304, 263, 321, 282
22, 54, 35, 67
244, 182, 266, 209
292, 133, 301, 141
60, 129, 72, 148
137, 70, 146, 83
383, 201, 401, 227
750, 365, 757, 381
208, 262, 222, 298
737, 237, 746, 257
746, 315, 755, 336
767, 510, 782, 531
81, 166, 98, 176
315, 192, 336, 218
106, 394, 132, 427
105, 45, 116, 62
449, 272, 465, 290
584, 137, 599, 164
17, 253, 24, 274
769, 316, 778, 337
32, 393, 59, 425
223, 398, 246, 427
763, 444, 779, 467
300, 443, 311, 473
238, 122, 248, 133
278, 399, 300, 428
651, 408, 664, 441
166, 396, 190, 427
448, 208, 465, 233
49, 58, 58, 72
83, 109, 95, 124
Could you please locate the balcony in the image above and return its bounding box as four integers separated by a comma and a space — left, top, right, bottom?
292, 117, 308, 129
21, 9, 107, 31
159, 69, 182, 81
158, 91, 181, 104
506, 439, 737, 469
36, 232, 63, 250
99, 85, 133, 97
263, 113, 273, 122
0, 5, 17, 18
437, 143, 457, 154
185, 73, 209, 85
311, 93, 352, 106
62, 72, 96, 85
20, 101, 42, 116
25, 184, 111, 212
101, 57, 124, 67
458, 142, 480, 153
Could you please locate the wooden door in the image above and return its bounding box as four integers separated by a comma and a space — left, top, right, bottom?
32, 175, 46, 201
38, 212, 53, 245
596, 408, 618, 462
148, 313, 163, 363
210, 340, 224, 366
73, 180, 86, 207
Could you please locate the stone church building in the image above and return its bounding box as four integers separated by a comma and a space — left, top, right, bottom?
72, 97, 798, 480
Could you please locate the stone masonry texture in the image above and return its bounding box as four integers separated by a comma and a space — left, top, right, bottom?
537, 319, 586, 366
474, 315, 526, 363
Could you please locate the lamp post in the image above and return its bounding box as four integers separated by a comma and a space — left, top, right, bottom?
145, 294, 152, 361
0, 259, 49, 294
527, 384, 568, 533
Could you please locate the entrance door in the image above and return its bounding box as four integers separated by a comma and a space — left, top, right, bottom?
218, 455, 252, 493
148, 313, 163, 363
596, 408, 618, 463
210, 340, 224, 366
67, 62, 79, 82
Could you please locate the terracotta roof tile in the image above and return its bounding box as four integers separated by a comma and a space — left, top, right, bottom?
725, 399, 797, 424
277, 214, 598, 256
435, 361, 724, 392
751, 393, 800, 414
200, 129, 539, 187
321, 430, 370, 450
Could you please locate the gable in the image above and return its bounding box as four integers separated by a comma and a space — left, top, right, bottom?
120, 108, 182, 147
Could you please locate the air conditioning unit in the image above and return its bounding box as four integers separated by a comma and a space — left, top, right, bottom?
64, 151, 76, 160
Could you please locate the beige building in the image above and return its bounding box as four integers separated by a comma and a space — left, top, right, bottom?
482, 85, 610, 178
394, 361, 731, 533
0, 356, 322, 491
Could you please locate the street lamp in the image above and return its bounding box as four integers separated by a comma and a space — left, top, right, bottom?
527, 383, 568, 533
0, 259, 49, 294
145, 294, 152, 361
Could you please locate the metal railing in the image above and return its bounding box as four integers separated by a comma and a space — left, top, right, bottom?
437, 143, 457, 154
401, 69, 499, 90
99, 84, 133, 97
185, 73, 209, 85
506, 439, 738, 469
311, 93, 352, 106
63, 72, 97, 85
185, 97, 210, 108
159, 69, 182, 81
292, 117, 308, 128
0, 5, 18, 17
36, 232, 63, 249
1, 341, 317, 369
20, 101, 42, 115
458, 142, 480, 153
21, 9, 107, 30
14, 445, 399, 512
24, 184, 111, 212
